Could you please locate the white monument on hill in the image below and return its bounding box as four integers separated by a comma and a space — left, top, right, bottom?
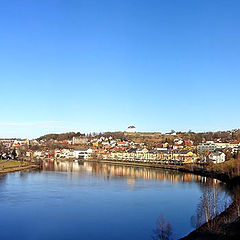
127, 126, 136, 133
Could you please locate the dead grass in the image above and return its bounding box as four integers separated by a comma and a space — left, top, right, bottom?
0, 160, 28, 169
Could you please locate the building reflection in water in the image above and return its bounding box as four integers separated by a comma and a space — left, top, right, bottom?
42, 160, 226, 190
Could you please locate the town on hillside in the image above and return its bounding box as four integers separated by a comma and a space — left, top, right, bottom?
1, 126, 240, 165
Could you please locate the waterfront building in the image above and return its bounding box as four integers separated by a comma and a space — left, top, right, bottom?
107, 148, 198, 164
73, 149, 93, 159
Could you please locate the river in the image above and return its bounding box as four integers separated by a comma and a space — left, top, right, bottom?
0, 161, 232, 240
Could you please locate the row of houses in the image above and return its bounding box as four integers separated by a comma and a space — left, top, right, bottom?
98, 148, 198, 164
31, 149, 93, 160
197, 141, 240, 154
27, 147, 226, 164
97, 147, 228, 164
0, 138, 30, 148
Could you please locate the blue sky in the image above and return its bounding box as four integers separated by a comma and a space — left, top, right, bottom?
0, 0, 240, 138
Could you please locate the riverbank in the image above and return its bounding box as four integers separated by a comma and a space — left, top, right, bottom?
87, 159, 240, 240
180, 201, 240, 240
0, 160, 40, 175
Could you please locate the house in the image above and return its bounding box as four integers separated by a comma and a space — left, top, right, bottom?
179, 150, 198, 163
171, 150, 198, 163
92, 142, 99, 147
73, 148, 93, 160
54, 149, 71, 158
102, 141, 110, 146
117, 142, 128, 147
156, 147, 168, 151
208, 151, 226, 164
33, 151, 42, 158
163, 142, 169, 148
184, 140, 193, 146
72, 137, 88, 145
173, 144, 184, 150
197, 143, 217, 154
174, 139, 183, 145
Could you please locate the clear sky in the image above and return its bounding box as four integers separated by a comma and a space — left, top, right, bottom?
0, 0, 240, 138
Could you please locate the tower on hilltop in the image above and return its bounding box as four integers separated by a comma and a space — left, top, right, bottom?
127, 126, 136, 133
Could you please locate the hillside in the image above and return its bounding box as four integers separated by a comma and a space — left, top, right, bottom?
37, 132, 85, 141
36, 129, 240, 145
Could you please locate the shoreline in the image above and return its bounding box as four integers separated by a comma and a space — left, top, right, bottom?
0, 162, 41, 175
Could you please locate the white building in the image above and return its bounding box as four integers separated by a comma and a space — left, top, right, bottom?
73, 149, 93, 160
55, 149, 72, 158
127, 126, 136, 133
208, 152, 226, 164
33, 151, 42, 158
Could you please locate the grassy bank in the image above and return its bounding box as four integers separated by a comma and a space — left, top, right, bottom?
0, 160, 40, 174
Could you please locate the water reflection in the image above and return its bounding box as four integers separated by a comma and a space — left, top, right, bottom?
0, 174, 7, 186
42, 160, 228, 191
42, 160, 233, 239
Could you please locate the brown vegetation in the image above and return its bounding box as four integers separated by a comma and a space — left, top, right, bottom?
37, 132, 85, 141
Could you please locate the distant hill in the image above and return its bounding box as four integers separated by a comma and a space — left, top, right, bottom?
36, 129, 240, 144
37, 132, 84, 141
96, 129, 240, 146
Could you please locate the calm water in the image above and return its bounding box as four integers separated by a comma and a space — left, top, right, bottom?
0, 161, 232, 240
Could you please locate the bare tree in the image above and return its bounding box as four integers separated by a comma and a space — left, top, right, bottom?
232, 186, 240, 218
152, 215, 173, 240
192, 185, 230, 232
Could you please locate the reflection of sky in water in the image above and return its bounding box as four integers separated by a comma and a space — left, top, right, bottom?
0, 161, 232, 240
